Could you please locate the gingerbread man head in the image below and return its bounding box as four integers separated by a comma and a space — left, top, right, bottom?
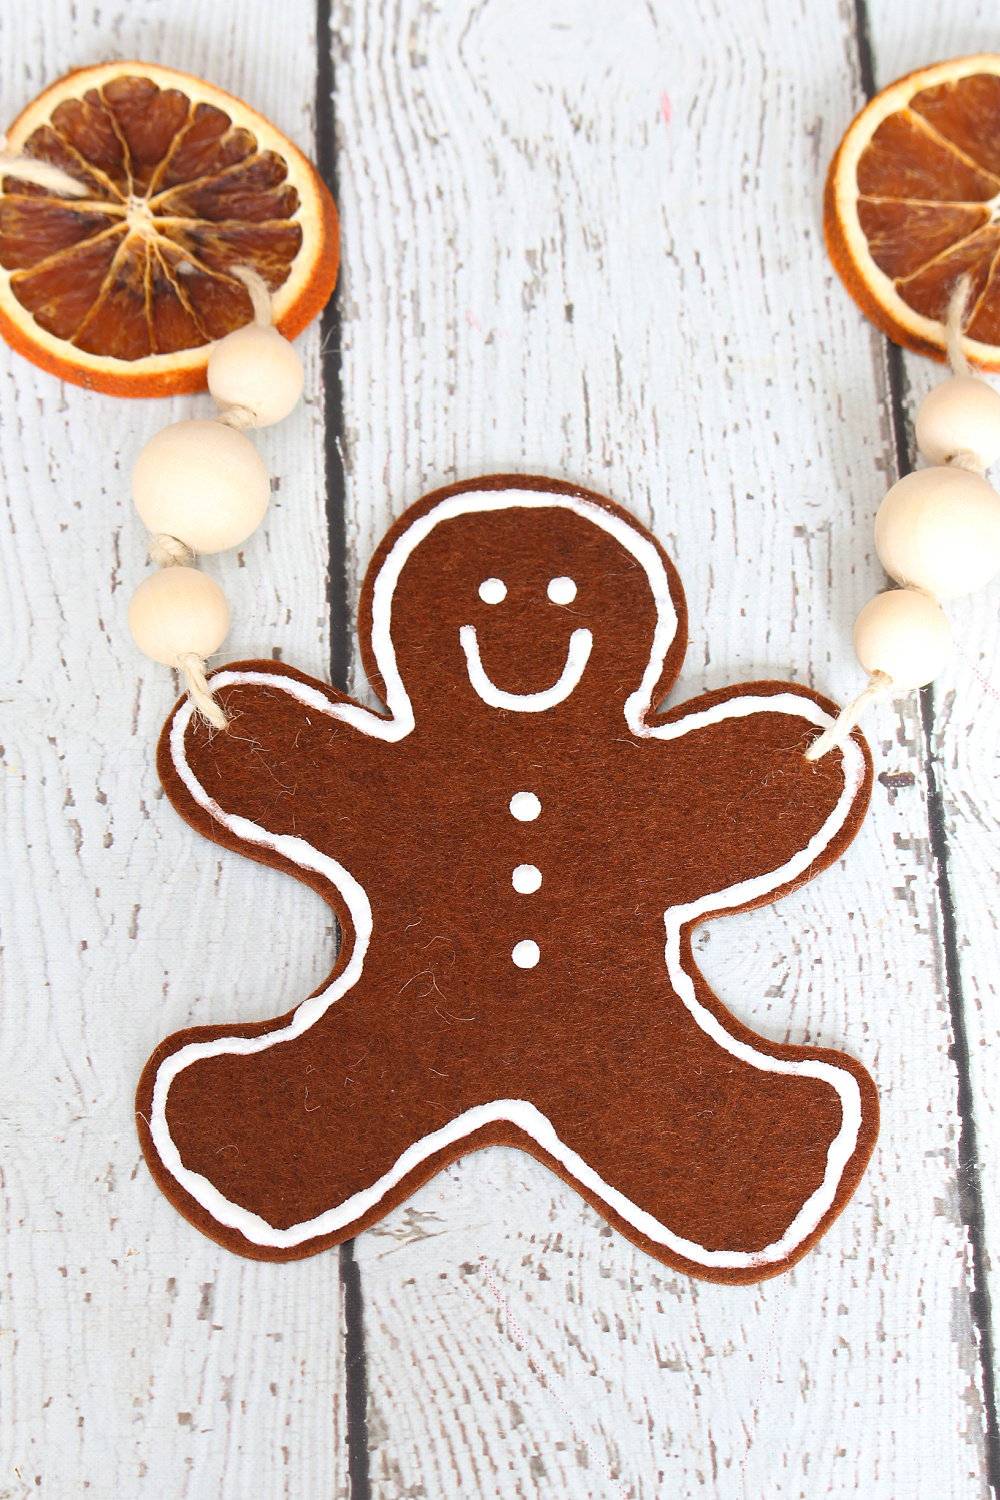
365, 481, 686, 734
138, 475, 877, 1283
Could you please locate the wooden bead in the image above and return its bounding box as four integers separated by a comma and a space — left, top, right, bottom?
207, 324, 304, 428
915, 375, 1000, 470
131, 419, 270, 554
128, 567, 230, 666
853, 587, 952, 691
873, 465, 1000, 600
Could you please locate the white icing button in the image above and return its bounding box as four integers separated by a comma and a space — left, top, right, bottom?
547, 575, 577, 604
512, 940, 540, 969
509, 792, 541, 821
512, 864, 542, 894
479, 577, 507, 604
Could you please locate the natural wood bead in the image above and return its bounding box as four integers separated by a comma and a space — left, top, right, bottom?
131, 419, 270, 554
915, 375, 1000, 470
128, 566, 230, 666
207, 324, 304, 428
853, 587, 952, 691
873, 465, 1000, 600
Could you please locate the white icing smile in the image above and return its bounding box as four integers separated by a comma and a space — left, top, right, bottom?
459, 624, 593, 711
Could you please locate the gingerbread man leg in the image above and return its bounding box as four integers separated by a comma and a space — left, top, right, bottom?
140, 963, 489, 1254
511, 931, 878, 1277
138, 903, 875, 1277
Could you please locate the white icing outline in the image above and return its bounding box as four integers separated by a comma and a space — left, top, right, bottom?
151, 485, 869, 1270
460, 624, 593, 711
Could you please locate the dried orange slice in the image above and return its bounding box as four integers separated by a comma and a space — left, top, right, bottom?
0, 62, 338, 395
825, 55, 1000, 369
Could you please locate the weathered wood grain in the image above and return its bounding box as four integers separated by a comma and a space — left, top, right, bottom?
333, 0, 990, 1494
864, 0, 1000, 1469
0, 5, 347, 1497
2, 0, 997, 1496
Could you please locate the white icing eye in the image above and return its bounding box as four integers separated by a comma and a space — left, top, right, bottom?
479, 577, 507, 604
547, 576, 577, 604
512, 940, 540, 969
509, 792, 541, 821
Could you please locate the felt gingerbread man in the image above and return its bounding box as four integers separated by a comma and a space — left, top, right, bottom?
137, 475, 878, 1284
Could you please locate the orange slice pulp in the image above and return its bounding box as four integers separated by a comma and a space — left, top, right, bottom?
0, 62, 338, 395
825, 54, 1000, 368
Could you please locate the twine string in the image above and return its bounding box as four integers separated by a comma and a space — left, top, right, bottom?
947, 449, 986, 473
0, 136, 88, 197
148, 533, 192, 567
147, 543, 226, 728
231, 264, 274, 327
945, 273, 972, 377
803, 670, 893, 762
808, 273, 982, 763
213, 267, 273, 442
942, 273, 991, 472
169, 259, 276, 732
214, 403, 256, 432
175, 652, 227, 731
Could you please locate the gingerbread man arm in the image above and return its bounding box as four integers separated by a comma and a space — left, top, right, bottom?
638, 679, 872, 919
156, 659, 405, 922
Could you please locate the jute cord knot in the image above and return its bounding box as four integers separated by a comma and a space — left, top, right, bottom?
148, 533, 193, 567
214, 403, 256, 432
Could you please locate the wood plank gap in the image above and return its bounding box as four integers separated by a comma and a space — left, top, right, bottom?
340, 1238, 372, 1500
317, 3, 369, 1493
316, 0, 351, 696
883, 340, 912, 485
918, 676, 1000, 1498
860, 4, 1000, 1476
851, 0, 878, 108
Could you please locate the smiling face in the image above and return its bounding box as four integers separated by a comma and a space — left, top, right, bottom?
460, 568, 593, 711
358, 486, 687, 731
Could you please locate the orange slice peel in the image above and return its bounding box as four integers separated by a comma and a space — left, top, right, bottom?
825, 54, 1000, 369
0, 62, 338, 395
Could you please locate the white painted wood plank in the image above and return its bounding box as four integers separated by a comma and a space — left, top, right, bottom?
863, 0, 1000, 1431
0, 5, 347, 1496
333, 0, 988, 1493
2, 0, 995, 1496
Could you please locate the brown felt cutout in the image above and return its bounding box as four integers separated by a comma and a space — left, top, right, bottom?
136, 475, 878, 1283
